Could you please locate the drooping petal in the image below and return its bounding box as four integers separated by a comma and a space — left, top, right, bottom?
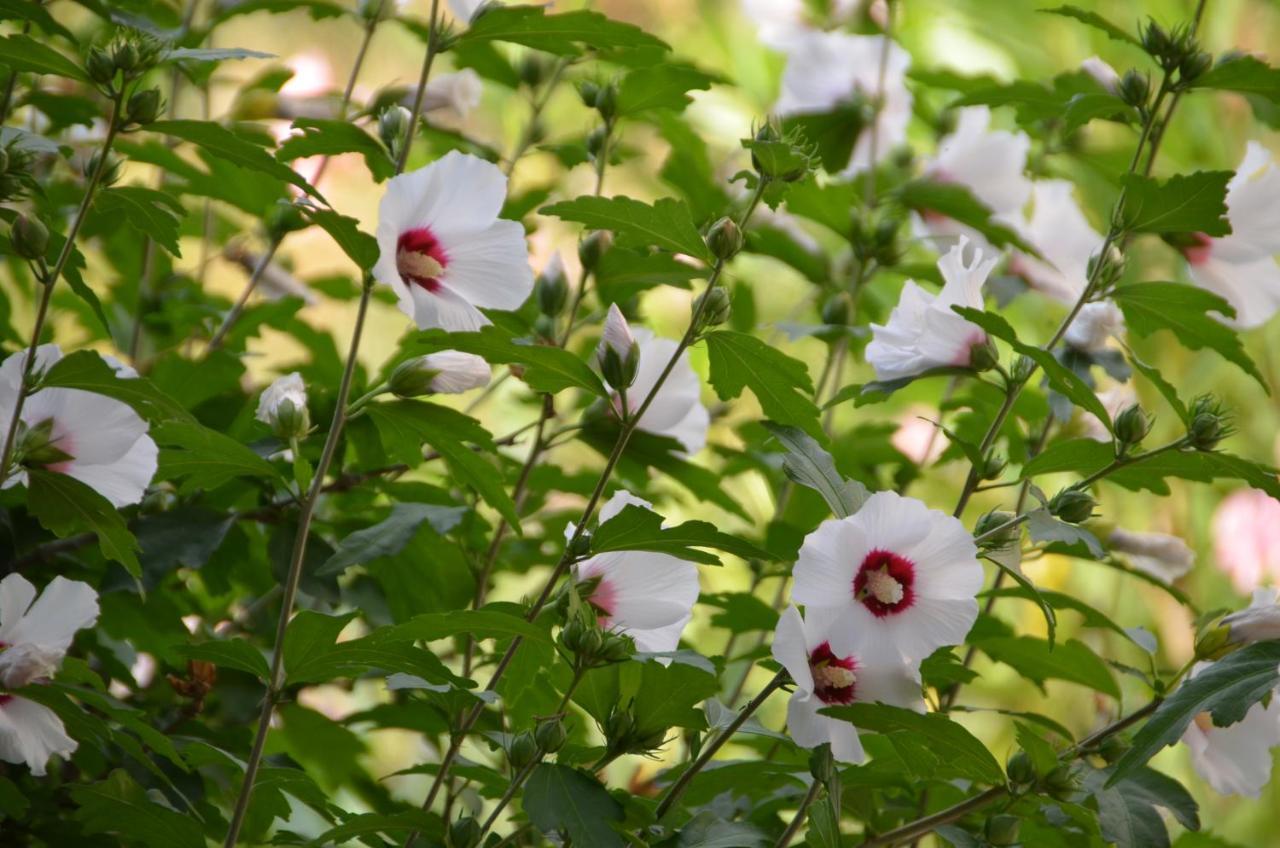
0, 697, 77, 776
772, 605, 815, 694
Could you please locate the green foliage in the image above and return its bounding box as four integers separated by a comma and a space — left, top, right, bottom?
26, 469, 141, 574
704, 330, 823, 439
523, 764, 625, 847
542, 194, 713, 262
591, 503, 772, 564
1120, 172, 1233, 237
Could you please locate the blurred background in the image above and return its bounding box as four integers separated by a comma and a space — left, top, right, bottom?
36, 0, 1280, 842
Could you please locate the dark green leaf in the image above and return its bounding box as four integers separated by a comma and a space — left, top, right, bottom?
41, 351, 193, 423
898, 180, 1036, 252
391, 608, 552, 645
704, 330, 822, 440
0, 0, 76, 41
1041, 5, 1140, 45
407, 325, 606, 397
0, 34, 86, 81
154, 421, 285, 492
26, 470, 140, 575
303, 207, 380, 270
523, 764, 625, 848
591, 504, 772, 564
70, 770, 204, 848
1120, 171, 1232, 237
761, 422, 868, 518
974, 636, 1120, 698
95, 186, 185, 257
460, 7, 668, 56
318, 503, 466, 576
1194, 54, 1280, 100
177, 639, 270, 679
540, 195, 712, 263
278, 118, 394, 182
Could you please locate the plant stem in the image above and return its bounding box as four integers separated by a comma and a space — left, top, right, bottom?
775, 779, 823, 848
396, 0, 442, 175
653, 669, 787, 821
0, 92, 125, 486
204, 237, 282, 354
503, 57, 570, 177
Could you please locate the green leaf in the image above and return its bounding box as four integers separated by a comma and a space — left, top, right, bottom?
782, 105, 865, 173
1194, 54, 1280, 99
41, 351, 193, 423
820, 703, 1006, 785
523, 764, 625, 848
391, 608, 552, 645
154, 421, 284, 492
460, 7, 668, 56
365, 401, 519, 527
70, 770, 204, 848
954, 307, 1114, 428
0, 0, 76, 41
282, 610, 458, 686
1015, 721, 1060, 774
1022, 437, 1113, 478
318, 503, 465, 577
26, 470, 140, 575
277, 118, 394, 182
704, 330, 822, 440
311, 811, 442, 845
1109, 640, 1280, 785
1120, 171, 1232, 237
974, 636, 1120, 698
1026, 508, 1105, 557
177, 639, 270, 679
1086, 766, 1199, 848
631, 659, 721, 730
164, 47, 276, 63
1113, 283, 1266, 387
617, 64, 717, 115
95, 186, 185, 257
591, 504, 772, 565
302, 207, 380, 270
540, 195, 712, 263
897, 180, 1036, 252
407, 325, 606, 397
761, 422, 868, 518
1040, 5, 1140, 46
0, 34, 86, 81
147, 119, 322, 200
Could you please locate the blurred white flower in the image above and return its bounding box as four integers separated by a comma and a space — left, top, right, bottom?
741, 0, 859, 47
792, 490, 983, 662
282, 52, 334, 98
412, 70, 483, 119
866, 236, 995, 382
374, 151, 533, 331
572, 491, 700, 654
1181, 658, 1280, 797
891, 407, 948, 465
1080, 56, 1120, 93
618, 329, 709, 455
1221, 587, 1280, 646
0, 574, 99, 775
447, 0, 490, 22
1063, 301, 1125, 353
1010, 180, 1104, 304
771, 605, 923, 763
1212, 489, 1280, 593
1185, 142, 1280, 328
1108, 528, 1194, 583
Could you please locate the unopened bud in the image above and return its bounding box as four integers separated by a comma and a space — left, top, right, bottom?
1118, 69, 1150, 108
597, 303, 639, 392
1043, 764, 1079, 801
86, 47, 115, 85
256, 373, 311, 440
1193, 620, 1235, 660
578, 81, 600, 109
1114, 404, 1151, 448
578, 230, 611, 272
593, 82, 617, 121
10, 214, 49, 261
1006, 750, 1037, 790
821, 294, 850, 326
126, 88, 162, 125
598, 631, 634, 663
980, 453, 1008, 481
448, 817, 482, 848
968, 337, 999, 372
693, 286, 732, 331
1097, 734, 1128, 764
1011, 354, 1036, 384
1187, 410, 1224, 451
586, 125, 608, 158
567, 531, 592, 560
706, 216, 744, 261
808, 743, 835, 784
265, 203, 308, 241
976, 510, 1016, 544
508, 730, 538, 770
1179, 50, 1212, 85
358, 0, 390, 22
518, 54, 548, 88
378, 105, 413, 157
85, 150, 123, 186
112, 41, 139, 74
535, 717, 568, 753
985, 814, 1021, 847
1049, 489, 1095, 524
536, 257, 568, 316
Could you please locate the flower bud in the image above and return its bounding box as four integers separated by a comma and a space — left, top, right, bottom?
578, 230, 611, 273
1011, 354, 1036, 384
1193, 620, 1235, 660
112, 40, 139, 74
1096, 734, 1128, 764
593, 82, 617, 122
85, 150, 123, 186
980, 453, 1007, 481
985, 814, 1021, 847
536, 256, 569, 316
692, 286, 732, 332
10, 214, 49, 261
1049, 489, 1095, 524
535, 717, 568, 753
975, 510, 1017, 545
508, 730, 539, 770
567, 531, 592, 560
1042, 764, 1079, 801
1114, 404, 1151, 448
358, 0, 390, 23
518, 54, 549, 88
808, 743, 835, 784
968, 337, 999, 372
1187, 412, 1224, 451
1179, 50, 1212, 85
705, 216, 744, 261
578, 81, 600, 109
598, 631, 634, 664
533, 313, 557, 341
256, 372, 311, 440
1219, 592, 1280, 647
265, 203, 308, 241
821, 293, 850, 326
1118, 69, 1150, 108
448, 816, 482, 848
597, 304, 639, 392
1006, 750, 1037, 791
389, 351, 490, 398
560, 617, 588, 654
126, 87, 162, 125
586, 125, 608, 158
86, 47, 115, 85
378, 105, 413, 157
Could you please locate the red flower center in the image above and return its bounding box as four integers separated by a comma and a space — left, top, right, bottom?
587, 577, 617, 628
853, 549, 916, 617
396, 227, 450, 292
809, 642, 857, 705
1182, 232, 1213, 266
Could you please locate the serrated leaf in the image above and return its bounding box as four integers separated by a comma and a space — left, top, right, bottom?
1194, 54, 1280, 100
147, 119, 322, 200
1041, 5, 1140, 46
95, 186, 185, 256
0, 0, 76, 41
591, 504, 771, 564
318, 503, 466, 576
1109, 640, 1280, 785
974, 635, 1119, 698
460, 7, 668, 56
303, 206, 379, 270
523, 764, 624, 848
704, 330, 822, 440
1113, 283, 1265, 387
154, 421, 284, 492
0, 34, 86, 81
278, 118, 394, 182
761, 422, 868, 518
1120, 171, 1232, 237
617, 64, 717, 115
26, 470, 141, 575
282, 610, 457, 686
70, 770, 204, 848
541, 195, 712, 263
177, 639, 270, 679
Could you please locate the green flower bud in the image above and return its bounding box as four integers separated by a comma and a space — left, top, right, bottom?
358, 0, 390, 23
985, 814, 1021, 847
536, 262, 568, 317
1049, 489, 1096, 524
980, 453, 1008, 481
705, 216, 744, 261
1006, 750, 1037, 791
1043, 764, 1079, 801
560, 617, 588, 653
1114, 403, 1152, 448
126, 87, 162, 125
1097, 734, 1128, 765
388, 356, 439, 399
518, 54, 548, 88
578, 81, 600, 109
1188, 411, 1224, 451
808, 743, 835, 784
448, 816, 482, 848
692, 286, 732, 332
86, 47, 115, 85
976, 510, 1017, 545
593, 82, 617, 121
378, 105, 413, 157
567, 531, 592, 560
598, 631, 634, 664
578, 628, 604, 659
821, 293, 850, 326
535, 717, 568, 754
508, 730, 539, 770
1010, 354, 1036, 384
578, 230, 612, 273
532, 313, 558, 341
968, 337, 999, 372
754, 121, 780, 144
112, 41, 139, 74
85, 150, 123, 186
586, 125, 608, 158
1193, 620, 1235, 661
1118, 69, 1150, 109
598, 303, 639, 392
10, 214, 49, 261
265, 203, 308, 241
1178, 50, 1212, 84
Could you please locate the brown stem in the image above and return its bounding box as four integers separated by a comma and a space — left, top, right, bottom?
775, 778, 823, 848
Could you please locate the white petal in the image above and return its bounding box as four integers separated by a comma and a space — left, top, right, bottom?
772, 605, 815, 694
379, 151, 508, 243
854, 657, 925, 712
1189, 254, 1280, 329
597, 490, 654, 524
438, 218, 534, 311
0, 343, 62, 396
600, 304, 637, 358
1219, 142, 1280, 261
0, 697, 77, 776
0, 575, 37, 643
406, 280, 491, 332
425, 351, 490, 394
792, 518, 865, 612
7, 577, 99, 653
63, 434, 158, 508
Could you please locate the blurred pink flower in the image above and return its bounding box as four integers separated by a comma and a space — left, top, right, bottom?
891, 407, 948, 465
282, 52, 334, 98
1211, 489, 1280, 593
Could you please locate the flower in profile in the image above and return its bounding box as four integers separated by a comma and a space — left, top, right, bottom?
1184, 142, 1280, 328
1, 345, 158, 507
917, 106, 1032, 250
617, 328, 709, 455
792, 491, 982, 661
1063, 301, 1126, 353
1010, 180, 1104, 305
447, 0, 491, 23
597, 304, 639, 393
1220, 587, 1280, 646
772, 30, 912, 173
571, 491, 700, 654
390, 351, 490, 398
256, 372, 310, 440
771, 605, 923, 763
866, 236, 997, 382
1211, 489, 1280, 593
0, 574, 99, 775
1108, 528, 1194, 583
409, 70, 484, 119
374, 151, 534, 332
1180, 660, 1280, 797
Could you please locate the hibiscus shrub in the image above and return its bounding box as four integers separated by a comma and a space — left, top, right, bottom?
4, 1, 1280, 846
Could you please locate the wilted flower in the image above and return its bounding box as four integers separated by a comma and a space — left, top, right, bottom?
1184, 142, 1280, 328
1212, 489, 1280, 593
256, 372, 310, 440
571, 491, 701, 654
1180, 659, 1280, 797
1108, 528, 1194, 583
772, 605, 923, 763
866, 236, 996, 382
374, 151, 534, 332
1, 345, 158, 507
0, 574, 99, 775
791, 490, 983, 662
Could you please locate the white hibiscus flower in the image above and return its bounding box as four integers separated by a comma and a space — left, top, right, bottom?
1010, 180, 1104, 305
791, 490, 983, 662
1180, 659, 1280, 797
1184, 142, 1280, 328
0, 574, 99, 776
772, 605, 923, 763
1107, 528, 1194, 583
1, 345, 158, 507
571, 491, 701, 654
374, 151, 534, 332
617, 328, 709, 456
741, 0, 861, 48
866, 236, 996, 382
